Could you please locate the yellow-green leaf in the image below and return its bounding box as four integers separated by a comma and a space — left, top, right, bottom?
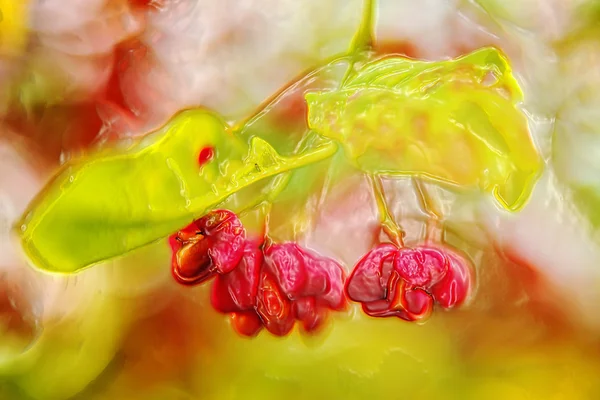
17, 109, 337, 274
305, 47, 543, 211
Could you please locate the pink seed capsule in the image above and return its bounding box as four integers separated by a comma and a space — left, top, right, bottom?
197, 210, 246, 274
169, 209, 246, 286
427, 246, 472, 309
395, 247, 447, 287
263, 243, 308, 298
211, 240, 348, 337
346, 242, 473, 322
211, 241, 262, 313
263, 242, 348, 334
346, 244, 398, 303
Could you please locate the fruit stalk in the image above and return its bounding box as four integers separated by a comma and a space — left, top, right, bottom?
368, 174, 405, 247
411, 177, 444, 243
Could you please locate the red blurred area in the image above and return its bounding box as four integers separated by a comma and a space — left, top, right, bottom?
115, 290, 215, 390
374, 40, 420, 58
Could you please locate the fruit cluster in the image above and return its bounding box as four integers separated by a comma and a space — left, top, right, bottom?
169, 210, 346, 337
346, 243, 472, 322
170, 210, 473, 337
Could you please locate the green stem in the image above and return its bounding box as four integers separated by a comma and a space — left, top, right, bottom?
411, 177, 443, 242
341, 0, 376, 85
369, 174, 405, 247
350, 0, 375, 53
188, 140, 338, 213
261, 201, 274, 246
314, 150, 344, 215
238, 172, 292, 218
239, 130, 332, 241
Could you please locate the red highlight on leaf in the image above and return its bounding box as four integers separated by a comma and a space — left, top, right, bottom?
198, 146, 214, 167
346, 243, 472, 322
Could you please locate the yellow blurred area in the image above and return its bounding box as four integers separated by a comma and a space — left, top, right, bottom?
58, 276, 600, 400
97, 305, 600, 400
0, 0, 29, 57
1, 239, 598, 400
71, 242, 597, 400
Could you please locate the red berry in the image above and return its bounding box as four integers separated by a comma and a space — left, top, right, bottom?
293, 297, 326, 333
230, 311, 263, 337
255, 271, 295, 336
262, 242, 347, 334
171, 236, 213, 285
357, 267, 431, 321
403, 288, 434, 318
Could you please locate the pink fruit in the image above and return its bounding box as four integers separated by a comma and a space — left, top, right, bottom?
209, 240, 347, 337
426, 246, 472, 309
170, 210, 246, 285
263, 243, 308, 298
210, 241, 262, 313
346, 243, 473, 322
345, 244, 397, 303
263, 243, 347, 333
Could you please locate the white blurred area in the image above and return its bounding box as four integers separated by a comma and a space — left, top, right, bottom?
123, 0, 364, 126
25, 0, 145, 102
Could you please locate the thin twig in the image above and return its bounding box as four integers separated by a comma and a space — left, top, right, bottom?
369, 174, 405, 247
411, 176, 443, 242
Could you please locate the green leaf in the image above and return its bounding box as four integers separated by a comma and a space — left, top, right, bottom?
305, 47, 543, 212
17, 109, 337, 274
